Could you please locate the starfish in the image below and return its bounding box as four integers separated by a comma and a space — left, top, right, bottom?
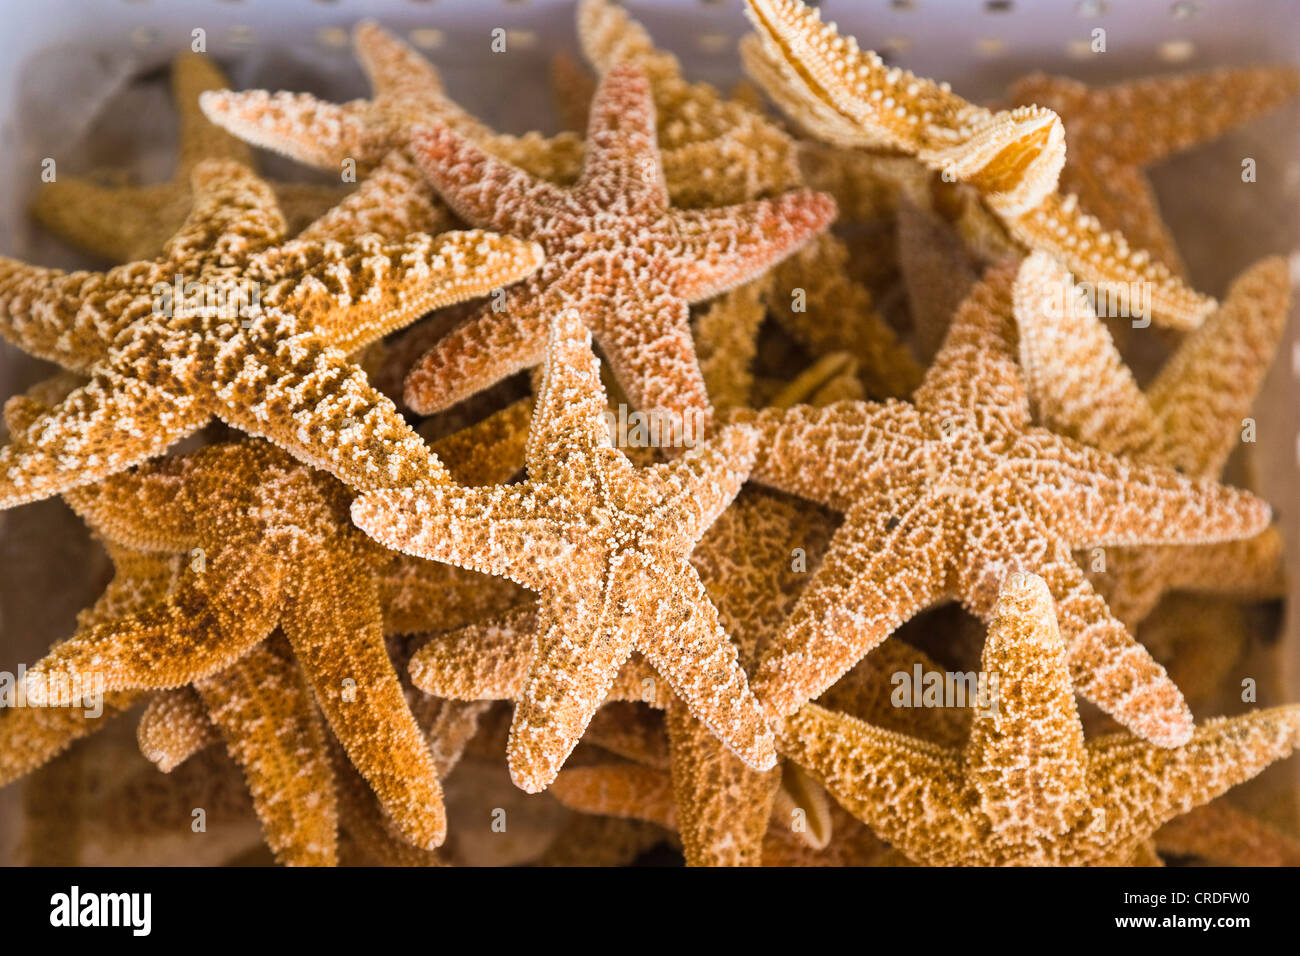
1008, 67, 1300, 277
0, 156, 542, 506
401, 62, 836, 430
353, 308, 773, 793
1014, 252, 1290, 628
741, 0, 1217, 329
779, 571, 1300, 866
199, 21, 584, 183
30, 52, 347, 264
576, 0, 802, 208
577, 0, 917, 399
896, 198, 979, 364
1154, 801, 1300, 866
20, 439, 452, 851
731, 260, 1272, 747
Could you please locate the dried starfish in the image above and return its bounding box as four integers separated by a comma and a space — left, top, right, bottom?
896, 198, 979, 364
1014, 252, 1290, 628
200, 21, 583, 183
402, 62, 835, 430
1009, 67, 1300, 277
0, 157, 542, 506
780, 572, 1300, 865
1154, 801, 1300, 866
577, 0, 802, 208
353, 309, 772, 793
732, 260, 1272, 747
742, 0, 1216, 329
21, 440, 449, 851
31, 52, 346, 263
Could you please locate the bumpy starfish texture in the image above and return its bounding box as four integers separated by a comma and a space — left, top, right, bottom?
0, 158, 542, 506
1009, 67, 1300, 276
402, 63, 835, 430
31, 52, 347, 264
732, 261, 1272, 747
780, 572, 1300, 865
354, 309, 772, 793
577, 0, 802, 208
897, 198, 979, 364
1015, 252, 1290, 628
22, 440, 450, 851
200, 21, 583, 183
742, 0, 1216, 329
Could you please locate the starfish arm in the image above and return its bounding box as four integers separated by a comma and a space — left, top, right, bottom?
644, 424, 756, 543
777, 703, 975, 865
402, 294, 548, 416
410, 122, 570, 235
214, 323, 449, 492
897, 200, 979, 364
351, 485, 576, 589
0, 260, 137, 372
77, 547, 181, 629
549, 764, 679, 829
1088, 706, 1300, 849
1057, 163, 1188, 277
0, 693, 137, 786
752, 490, 952, 717
633, 557, 776, 771
282, 560, 447, 850
1035, 544, 1194, 748
136, 688, 217, 772
408, 605, 538, 701
577, 63, 668, 209
666, 696, 781, 867
526, 308, 617, 478
0, 370, 208, 509
416, 699, 492, 780
1155, 801, 1300, 867
1015, 431, 1272, 548
509, 588, 638, 793
730, 399, 925, 512
287, 150, 453, 245
600, 290, 713, 430
1008, 194, 1216, 330
1146, 256, 1291, 476
163, 160, 287, 264
964, 573, 1090, 844
661, 190, 837, 303
29, 182, 193, 265
172, 53, 255, 169
1011, 67, 1300, 169
63, 447, 251, 552
22, 551, 282, 703
427, 397, 532, 487
913, 262, 1030, 431
1013, 251, 1159, 457
378, 554, 529, 635
199, 89, 381, 170
352, 20, 445, 101
265, 231, 544, 356
194, 639, 339, 866
696, 279, 766, 412
334, 751, 444, 867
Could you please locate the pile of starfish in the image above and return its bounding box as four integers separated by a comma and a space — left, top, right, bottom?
2, 0, 1299, 867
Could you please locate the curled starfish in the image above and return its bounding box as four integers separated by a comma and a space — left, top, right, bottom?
732, 260, 1272, 747
780, 572, 1300, 865
1008, 67, 1300, 277
1014, 252, 1290, 629
353, 309, 772, 793
742, 0, 1216, 328
0, 157, 542, 506
199, 21, 583, 182
401, 62, 836, 430
31, 52, 346, 264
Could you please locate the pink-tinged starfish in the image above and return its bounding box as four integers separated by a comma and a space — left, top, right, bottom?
400, 62, 837, 431
353, 309, 772, 793
732, 260, 1272, 747
780, 572, 1300, 866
